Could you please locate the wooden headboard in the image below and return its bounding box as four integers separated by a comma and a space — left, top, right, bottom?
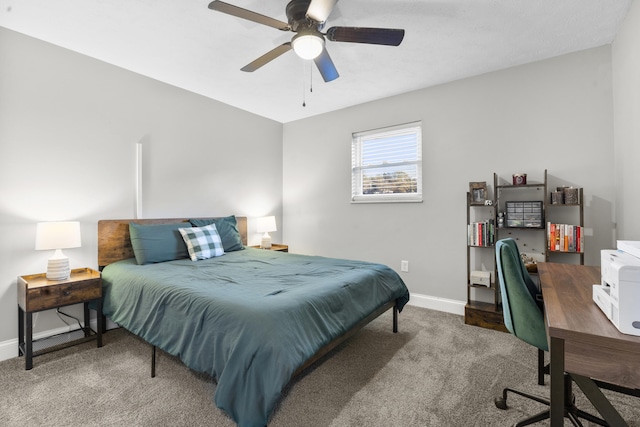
97, 217, 248, 269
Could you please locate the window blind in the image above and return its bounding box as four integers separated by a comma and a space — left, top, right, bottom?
351, 121, 422, 203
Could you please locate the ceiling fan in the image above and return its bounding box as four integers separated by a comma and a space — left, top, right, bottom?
208, 0, 405, 82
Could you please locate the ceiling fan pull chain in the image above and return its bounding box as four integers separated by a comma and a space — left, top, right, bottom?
310, 62, 313, 93
302, 60, 306, 107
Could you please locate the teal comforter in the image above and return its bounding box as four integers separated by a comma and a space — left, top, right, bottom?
101, 248, 410, 427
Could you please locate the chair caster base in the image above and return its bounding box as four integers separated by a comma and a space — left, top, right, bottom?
495, 397, 508, 410
495, 375, 608, 427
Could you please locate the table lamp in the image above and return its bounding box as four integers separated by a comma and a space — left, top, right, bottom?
256, 216, 277, 249
35, 221, 82, 280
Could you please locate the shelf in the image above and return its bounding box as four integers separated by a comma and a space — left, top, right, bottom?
466, 187, 499, 329
496, 183, 544, 189
467, 169, 584, 333
466, 300, 499, 311
500, 227, 545, 231
468, 283, 494, 290
21, 328, 99, 357
464, 302, 507, 332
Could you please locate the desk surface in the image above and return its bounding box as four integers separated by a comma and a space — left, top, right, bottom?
538, 262, 640, 389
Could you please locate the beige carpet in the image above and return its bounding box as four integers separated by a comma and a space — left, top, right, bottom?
1, 305, 638, 426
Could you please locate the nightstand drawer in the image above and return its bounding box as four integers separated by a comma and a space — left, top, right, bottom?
25, 280, 101, 312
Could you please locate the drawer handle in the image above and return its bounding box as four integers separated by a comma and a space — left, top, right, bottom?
63, 290, 71, 296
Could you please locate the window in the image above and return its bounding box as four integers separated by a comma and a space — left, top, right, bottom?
351, 121, 422, 203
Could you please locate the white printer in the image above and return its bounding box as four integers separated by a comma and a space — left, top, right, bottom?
593, 246, 640, 336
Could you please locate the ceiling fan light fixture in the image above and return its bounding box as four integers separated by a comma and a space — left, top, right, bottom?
292, 33, 325, 60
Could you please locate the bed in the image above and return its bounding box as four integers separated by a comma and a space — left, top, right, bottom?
97, 216, 410, 427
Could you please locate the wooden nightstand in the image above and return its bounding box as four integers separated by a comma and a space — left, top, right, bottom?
17, 268, 103, 370
250, 244, 289, 252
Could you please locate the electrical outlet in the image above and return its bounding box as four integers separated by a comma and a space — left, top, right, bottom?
401, 260, 409, 272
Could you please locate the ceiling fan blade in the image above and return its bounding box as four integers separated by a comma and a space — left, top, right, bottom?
241, 43, 292, 72
306, 0, 338, 23
313, 48, 339, 82
208, 1, 290, 31
326, 27, 405, 46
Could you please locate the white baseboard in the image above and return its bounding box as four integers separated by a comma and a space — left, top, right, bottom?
0, 340, 15, 362
405, 293, 466, 316
0, 317, 118, 363
0, 297, 463, 363
0, 324, 76, 363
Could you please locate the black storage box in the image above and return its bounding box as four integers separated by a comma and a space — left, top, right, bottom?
505, 201, 544, 228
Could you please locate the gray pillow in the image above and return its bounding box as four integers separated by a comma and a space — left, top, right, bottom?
129, 222, 189, 265
189, 215, 244, 252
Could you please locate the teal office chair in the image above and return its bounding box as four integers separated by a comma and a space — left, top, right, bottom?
494, 238, 606, 426
498, 239, 547, 385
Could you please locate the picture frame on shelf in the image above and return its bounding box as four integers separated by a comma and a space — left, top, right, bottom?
469, 181, 487, 205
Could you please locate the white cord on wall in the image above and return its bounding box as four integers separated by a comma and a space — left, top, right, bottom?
135, 141, 143, 219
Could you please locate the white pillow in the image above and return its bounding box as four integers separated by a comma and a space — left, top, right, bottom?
178, 223, 224, 261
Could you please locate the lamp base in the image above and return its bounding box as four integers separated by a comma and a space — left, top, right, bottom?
46, 256, 70, 281
260, 233, 272, 249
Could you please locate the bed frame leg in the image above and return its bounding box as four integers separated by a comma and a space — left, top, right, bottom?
151, 345, 156, 378
393, 304, 398, 333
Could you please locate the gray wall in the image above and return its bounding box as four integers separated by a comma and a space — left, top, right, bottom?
613, 0, 640, 240
0, 28, 284, 346
3, 12, 638, 354
282, 46, 615, 305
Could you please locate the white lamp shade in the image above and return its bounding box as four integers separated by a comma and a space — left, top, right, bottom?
256, 216, 277, 233
36, 221, 82, 250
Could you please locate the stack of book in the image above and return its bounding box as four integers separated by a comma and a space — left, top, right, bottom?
468, 220, 495, 247
547, 223, 583, 252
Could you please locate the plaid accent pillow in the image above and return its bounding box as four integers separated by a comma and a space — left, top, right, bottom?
178, 223, 224, 261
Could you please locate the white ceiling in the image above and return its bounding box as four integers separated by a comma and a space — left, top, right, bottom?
0, 0, 632, 123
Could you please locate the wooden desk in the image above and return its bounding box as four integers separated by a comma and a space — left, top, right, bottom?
538, 262, 640, 426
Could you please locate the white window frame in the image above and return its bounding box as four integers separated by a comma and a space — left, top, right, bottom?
351, 121, 423, 203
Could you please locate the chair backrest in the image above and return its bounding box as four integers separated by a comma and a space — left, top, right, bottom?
499, 238, 539, 299
495, 238, 548, 352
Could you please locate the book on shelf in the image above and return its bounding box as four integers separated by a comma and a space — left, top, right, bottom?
468, 219, 495, 247
547, 222, 583, 253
